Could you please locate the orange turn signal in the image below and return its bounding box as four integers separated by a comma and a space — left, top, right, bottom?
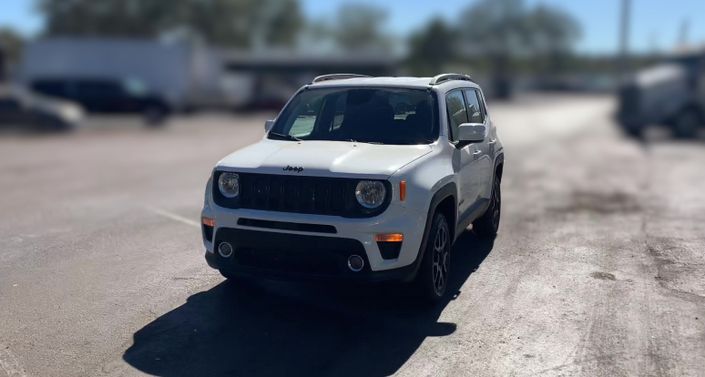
202, 217, 216, 227
399, 180, 407, 201
375, 233, 404, 242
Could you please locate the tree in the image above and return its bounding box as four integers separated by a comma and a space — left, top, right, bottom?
527, 4, 581, 74
0, 28, 25, 81
406, 18, 457, 76
333, 3, 390, 51
458, 0, 534, 98
457, 0, 581, 98
36, 0, 303, 48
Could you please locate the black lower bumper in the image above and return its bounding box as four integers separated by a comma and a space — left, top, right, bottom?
206, 228, 418, 283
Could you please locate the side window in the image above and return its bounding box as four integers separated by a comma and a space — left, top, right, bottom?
328, 93, 346, 131
32, 81, 67, 97
463, 89, 485, 123
445, 90, 468, 142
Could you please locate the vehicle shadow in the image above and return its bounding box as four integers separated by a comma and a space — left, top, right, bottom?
123, 231, 495, 377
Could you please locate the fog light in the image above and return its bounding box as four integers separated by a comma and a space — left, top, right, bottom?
347, 254, 365, 272
217, 242, 234, 258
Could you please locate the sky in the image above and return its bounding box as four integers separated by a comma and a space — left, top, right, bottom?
2, 0, 705, 54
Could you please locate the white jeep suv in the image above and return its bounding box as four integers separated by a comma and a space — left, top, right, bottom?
201, 73, 504, 301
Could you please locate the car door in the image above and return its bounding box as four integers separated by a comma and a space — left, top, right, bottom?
446, 89, 483, 218
463, 88, 494, 200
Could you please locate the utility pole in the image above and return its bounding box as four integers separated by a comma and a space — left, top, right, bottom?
678, 18, 690, 48
0, 47, 6, 83
618, 0, 631, 78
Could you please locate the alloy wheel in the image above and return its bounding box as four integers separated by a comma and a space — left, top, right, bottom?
431, 219, 450, 296
491, 178, 501, 231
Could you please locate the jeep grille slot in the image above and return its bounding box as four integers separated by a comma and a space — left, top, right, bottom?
212, 172, 390, 218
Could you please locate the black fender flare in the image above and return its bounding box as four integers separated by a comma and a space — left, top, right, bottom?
403, 182, 457, 282
494, 153, 505, 182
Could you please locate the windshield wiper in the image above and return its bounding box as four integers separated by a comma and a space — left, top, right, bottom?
269, 132, 302, 141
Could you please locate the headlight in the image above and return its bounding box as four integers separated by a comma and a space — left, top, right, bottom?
355, 181, 386, 209
218, 172, 239, 198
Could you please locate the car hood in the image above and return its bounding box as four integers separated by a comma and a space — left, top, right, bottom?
633, 63, 686, 87
216, 139, 433, 178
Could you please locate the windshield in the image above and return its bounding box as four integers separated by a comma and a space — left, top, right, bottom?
268, 87, 438, 145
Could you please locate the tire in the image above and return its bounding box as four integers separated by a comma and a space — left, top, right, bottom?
473, 173, 501, 239
415, 212, 451, 303
622, 124, 643, 139
37, 115, 74, 133
673, 109, 701, 139
143, 106, 168, 127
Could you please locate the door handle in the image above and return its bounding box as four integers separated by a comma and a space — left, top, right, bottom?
488, 138, 497, 144
473, 150, 482, 156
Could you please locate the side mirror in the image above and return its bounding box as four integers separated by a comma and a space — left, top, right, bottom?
457, 123, 486, 143
264, 119, 275, 132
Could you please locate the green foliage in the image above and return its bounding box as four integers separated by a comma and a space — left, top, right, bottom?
407, 19, 457, 76
0, 27, 24, 63
456, 0, 581, 71
527, 4, 582, 73
36, 0, 303, 47
405, 0, 582, 93
303, 3, 391, 52
458, 0, 535, 58
333, 3, 390, 51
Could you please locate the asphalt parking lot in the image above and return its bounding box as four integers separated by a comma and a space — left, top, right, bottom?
1, 95, 704, 376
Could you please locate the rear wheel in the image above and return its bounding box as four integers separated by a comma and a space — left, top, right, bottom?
143, 105, 168, 127
415, 212, 451, 303
37, 115, 74, 132
673, 109, 701, 139
473, 173, 501, 239
622, 124, 644, 139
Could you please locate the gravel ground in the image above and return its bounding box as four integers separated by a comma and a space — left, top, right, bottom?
0, 95, 703, 377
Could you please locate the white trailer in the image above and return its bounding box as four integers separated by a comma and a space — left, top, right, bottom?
19, 37, 224, 110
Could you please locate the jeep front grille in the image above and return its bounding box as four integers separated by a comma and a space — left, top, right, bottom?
212, 172, 391, 218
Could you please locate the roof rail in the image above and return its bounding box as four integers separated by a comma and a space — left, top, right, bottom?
312, 73, 371, 83
429, 73, 473, 85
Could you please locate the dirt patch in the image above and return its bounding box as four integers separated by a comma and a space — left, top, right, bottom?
550, 190, 641, 215
590, 271, 617, 281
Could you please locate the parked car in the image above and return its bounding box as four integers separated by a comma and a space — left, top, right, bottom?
30, 78, 171, 125
200, 73, 504, 302
0, 85, 84, 131
617, 51, 705, 138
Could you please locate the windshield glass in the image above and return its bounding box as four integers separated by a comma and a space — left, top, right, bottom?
268, 87, 438, 145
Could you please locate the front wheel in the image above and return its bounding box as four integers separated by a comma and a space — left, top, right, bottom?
473, 173, 501, 239
415, 212, 451, 303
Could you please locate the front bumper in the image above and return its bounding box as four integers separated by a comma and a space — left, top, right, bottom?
201, 201, 428, 282
205, 228, 418, 282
